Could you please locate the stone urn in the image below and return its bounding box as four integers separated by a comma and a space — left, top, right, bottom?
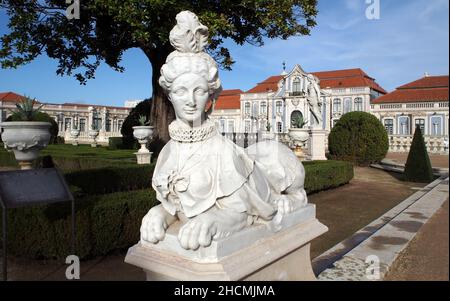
88, 129, 99, 147
133, 126, 154, 164
288, 128, 310, 158
0, 121, 52, 170
70, 129, 80, 146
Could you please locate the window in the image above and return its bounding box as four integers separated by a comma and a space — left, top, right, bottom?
244, 102, 251, 115
228, 120, 235, 133
276, 101, 283, 114
244, 120, 251, 133
354, 97, 363, 111
94, 117, 102, 130
106, 119, 112, 132
79, 118, 86, 132
252, 102, 258, 117
344, 97, 352, 113
415, 118, 425, 134
64, 118, 72, 131
398, 116, 410, 135
260, 102, 267, 115
219, 118, 226, 133
292, 78, 302, 95
333, 99, 341, 112
277, 122, 283, 133
1, 110, 6, 122
384, 119, 394, 135
431, 116, 442, 136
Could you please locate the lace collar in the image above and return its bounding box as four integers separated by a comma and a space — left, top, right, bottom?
169, 120, 218, 143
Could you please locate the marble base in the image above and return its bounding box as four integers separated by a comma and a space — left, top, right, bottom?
135, 152, 153, 165
308, 129, 327, 161
125, 205, 328, 281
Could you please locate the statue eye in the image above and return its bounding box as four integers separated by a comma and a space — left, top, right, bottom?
174, 89, 186, 96
195, 88, 206, 95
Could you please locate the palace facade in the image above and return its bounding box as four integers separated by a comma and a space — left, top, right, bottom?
0, 92, 131, 145
371, 75, 449, 153
210, 66, 448, 154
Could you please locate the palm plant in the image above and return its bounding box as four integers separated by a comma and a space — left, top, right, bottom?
292, 115, 308, 128
138, 115, 150, 126
10, 96, 44, 121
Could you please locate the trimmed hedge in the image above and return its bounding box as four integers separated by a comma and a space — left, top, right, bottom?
328, 112, 389, 166
404, 126, 434, 183
0, 149, 18, 167
64, 164, 155, 195
303, 160, 354, 194
0, 160, 353, 260
0, 189, 158, 259
108, 137, 125, 150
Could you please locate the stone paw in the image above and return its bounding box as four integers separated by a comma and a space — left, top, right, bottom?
276, 196, 297, 216
140, 207, 169, 244
178, 215, 218, 250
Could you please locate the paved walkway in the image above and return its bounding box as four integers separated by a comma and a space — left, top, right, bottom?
386, 153, 449, 169
385, 200, 449, 281
317, 175, 449, 281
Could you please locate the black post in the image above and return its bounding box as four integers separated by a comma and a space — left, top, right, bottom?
244, 133, 249, 148
71, 199, 76, 256
233, 132, 237, 144
256, 132, 259, 143
2, 204, 6, 281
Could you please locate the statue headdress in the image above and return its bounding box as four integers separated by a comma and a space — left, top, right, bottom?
159, 11, 222, 110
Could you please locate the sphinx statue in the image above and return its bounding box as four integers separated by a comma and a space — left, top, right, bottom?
139, 11, 309, 251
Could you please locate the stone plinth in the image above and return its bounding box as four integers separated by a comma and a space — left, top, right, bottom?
125, 204, 328, 281
135, 152, 152, 165
308, 128, 327, 161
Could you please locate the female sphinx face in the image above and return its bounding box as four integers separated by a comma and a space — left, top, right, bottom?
169, 73, 210, 127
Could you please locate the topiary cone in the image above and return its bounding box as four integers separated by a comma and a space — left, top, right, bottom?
404, 125, 434, 182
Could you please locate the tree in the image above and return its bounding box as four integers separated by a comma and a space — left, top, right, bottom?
0, 0, 318, 142
404, 125, 434, 183
328, 112, 389, 166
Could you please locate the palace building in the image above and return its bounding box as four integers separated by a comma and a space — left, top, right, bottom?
371, 75, 449, 153
0, 92, 131, 145
209, 66, 448, 154
2, 68, 448, 154
210, 65, 386, 133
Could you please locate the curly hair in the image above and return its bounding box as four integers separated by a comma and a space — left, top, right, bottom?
159, 51, 222, 102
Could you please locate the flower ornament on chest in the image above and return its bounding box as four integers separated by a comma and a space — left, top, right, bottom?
154, 170, 190, 199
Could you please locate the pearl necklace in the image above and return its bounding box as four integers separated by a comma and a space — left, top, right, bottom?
169, 120, 217, 142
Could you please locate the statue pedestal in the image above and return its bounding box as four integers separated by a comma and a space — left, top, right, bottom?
125, 204, 327, 281
308, 128, 327, 161
135, 151, 152, 165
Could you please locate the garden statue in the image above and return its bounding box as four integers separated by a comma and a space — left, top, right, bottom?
306, 74, 322, 126
139, 11, 309, 251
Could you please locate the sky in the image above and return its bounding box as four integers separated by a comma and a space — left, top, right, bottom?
0, 0, 448, 107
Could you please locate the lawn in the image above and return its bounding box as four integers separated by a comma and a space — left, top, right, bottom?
41, 144, 137, 164
0, 143, 138, 170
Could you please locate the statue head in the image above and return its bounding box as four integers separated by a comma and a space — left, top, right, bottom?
159, 11, 222, 127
